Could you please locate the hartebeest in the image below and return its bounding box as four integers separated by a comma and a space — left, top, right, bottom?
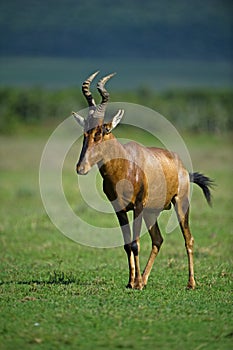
73, 71, 213, 290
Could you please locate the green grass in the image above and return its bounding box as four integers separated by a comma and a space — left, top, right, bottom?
0, 130, 232, 350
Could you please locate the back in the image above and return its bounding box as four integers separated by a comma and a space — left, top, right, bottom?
124, 143, 183, 210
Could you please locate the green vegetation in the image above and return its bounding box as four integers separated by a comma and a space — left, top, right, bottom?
0, 85, 232, 134
0, 129, 232, 349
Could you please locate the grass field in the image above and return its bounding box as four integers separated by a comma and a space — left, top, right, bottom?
0, 128, 232, 349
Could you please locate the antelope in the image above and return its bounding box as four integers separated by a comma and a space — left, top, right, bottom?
73, 71, 213, 290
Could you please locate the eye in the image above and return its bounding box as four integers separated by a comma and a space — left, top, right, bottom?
94, 130, 102, 142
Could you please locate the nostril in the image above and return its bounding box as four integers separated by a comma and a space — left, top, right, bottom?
77, 163, 85, 175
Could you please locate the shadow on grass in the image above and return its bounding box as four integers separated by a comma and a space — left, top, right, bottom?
0, 270, 95, 286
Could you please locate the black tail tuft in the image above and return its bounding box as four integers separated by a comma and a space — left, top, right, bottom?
189, 172, 215, 206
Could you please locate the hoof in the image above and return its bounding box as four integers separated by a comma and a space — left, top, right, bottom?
133, 280, 143, 290
134, 284, 143, 290
186, 281, 196, 290
126, 282, 144, 290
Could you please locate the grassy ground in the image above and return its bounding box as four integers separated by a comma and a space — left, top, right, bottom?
0, 129, 232, 350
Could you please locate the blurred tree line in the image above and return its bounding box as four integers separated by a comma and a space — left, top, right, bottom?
0, 87, 232, 134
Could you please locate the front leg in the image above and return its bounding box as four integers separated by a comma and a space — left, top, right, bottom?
132, 205, 143, 290
116, 211, 135, 288
142, 211, 163, 287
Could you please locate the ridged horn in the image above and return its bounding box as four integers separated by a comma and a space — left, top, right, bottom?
82, 71, 99, 107
93, 73, 116, 119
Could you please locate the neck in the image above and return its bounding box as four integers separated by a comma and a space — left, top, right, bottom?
98, 133, 126, 178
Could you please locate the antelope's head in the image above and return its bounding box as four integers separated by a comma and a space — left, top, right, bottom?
73, 71, 124, 175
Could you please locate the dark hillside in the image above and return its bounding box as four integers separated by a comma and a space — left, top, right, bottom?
0, 0, 232, 61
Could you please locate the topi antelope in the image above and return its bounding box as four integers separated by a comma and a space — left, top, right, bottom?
73, 71, 213, 290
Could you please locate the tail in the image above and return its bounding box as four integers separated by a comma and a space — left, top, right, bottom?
189, 172, 214, 206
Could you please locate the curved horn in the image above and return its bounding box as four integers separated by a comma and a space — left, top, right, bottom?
82, 71, 99, 107
94, 73, 116, 119
97, 72, 116, 104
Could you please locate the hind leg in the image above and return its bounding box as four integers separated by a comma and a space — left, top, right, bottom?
173, 195, 196, 289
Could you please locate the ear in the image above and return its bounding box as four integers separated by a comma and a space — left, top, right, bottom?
103, 109, 124, 134
72, 111, 85, 128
